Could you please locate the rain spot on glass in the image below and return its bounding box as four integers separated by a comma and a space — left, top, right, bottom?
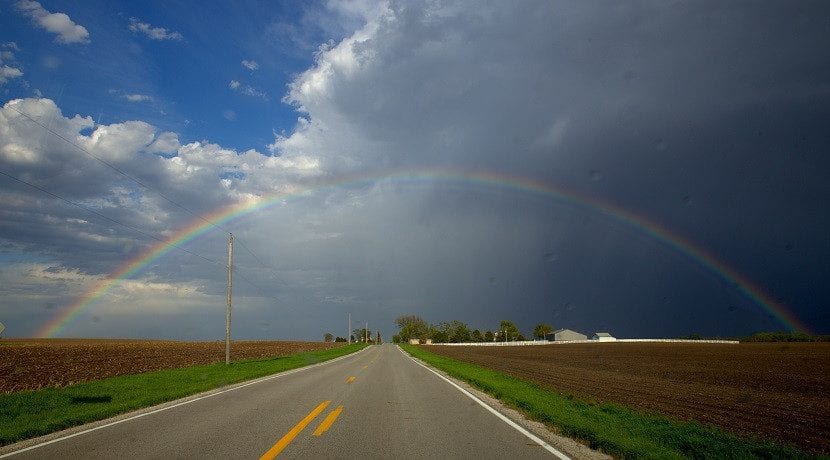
589, 169, 603, 182
727, 305, 738, 312
44, 302, 56, 310
655, 138, 668, 151
259, 321, 270, 331
682, 195, 692, 206
91, 316, 101, 323
784, 243, 793, 251
488, 277, 497, 285
543, 252, 558, 262
565, 302, 575, 311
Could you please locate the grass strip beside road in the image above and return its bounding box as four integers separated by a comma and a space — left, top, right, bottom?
401, 344, 811, 459
0, 343, 367, 447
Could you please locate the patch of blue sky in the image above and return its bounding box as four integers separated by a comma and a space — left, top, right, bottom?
0, 0, 349, 153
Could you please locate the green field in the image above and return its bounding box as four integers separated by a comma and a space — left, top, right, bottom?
0, 343, 367, 447
401, 344, 814, 459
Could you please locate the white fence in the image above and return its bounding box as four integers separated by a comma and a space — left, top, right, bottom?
428, 338, 739, 346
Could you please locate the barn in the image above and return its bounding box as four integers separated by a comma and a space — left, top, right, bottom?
545, 328, 587, 341
592, 332, 617, 342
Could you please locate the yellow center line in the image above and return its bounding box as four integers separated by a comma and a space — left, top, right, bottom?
346, 376, 356, 384
313, 406, 344, 436
259, 400, 330, 460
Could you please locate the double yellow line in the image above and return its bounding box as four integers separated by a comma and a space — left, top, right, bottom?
259, 401, 344, 459
260, 366, 368, 458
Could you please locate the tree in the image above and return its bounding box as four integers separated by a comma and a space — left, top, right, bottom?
354, 328, 371, 343
499, 320, 520, 342
484, 330, 494, 342
323, 332, 334, 342
392, 334, 401, 343
396, 315, 430, 341
334, 336, 347, 342
533, 323, 553, 340
471, 329, 484, 342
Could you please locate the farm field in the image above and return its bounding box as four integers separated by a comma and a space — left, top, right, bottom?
0, 339, 342, 393
427, 342, 830, 455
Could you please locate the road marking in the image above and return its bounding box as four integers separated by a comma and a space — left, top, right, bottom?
312, 406, 344, 436
0, 348, 367, 459
259, 401, 330, 460
346, 376, 356, 384
398, 346, 570, 460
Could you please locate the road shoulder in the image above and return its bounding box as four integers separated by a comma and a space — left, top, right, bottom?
399, 345, 610, 460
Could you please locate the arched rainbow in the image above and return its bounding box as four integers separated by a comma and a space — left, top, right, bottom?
37, 169, 811, 337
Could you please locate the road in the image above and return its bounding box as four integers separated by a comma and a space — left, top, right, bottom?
3, 344, 565, 459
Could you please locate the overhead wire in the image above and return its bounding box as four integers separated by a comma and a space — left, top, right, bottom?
6, 105, 282, 300
7, 104, 237, 238
0, 169, 221, 267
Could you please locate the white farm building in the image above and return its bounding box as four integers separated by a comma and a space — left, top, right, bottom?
545, 328, 587, 341
592, 332, 617, 342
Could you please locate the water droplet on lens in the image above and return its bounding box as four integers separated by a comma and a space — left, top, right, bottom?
543, 252, 558, 262
589, 170, 603, 181
655, 139, 667, 151
682, 195, 692, 206
91, 316, 101, 323
784, 243, 793, 251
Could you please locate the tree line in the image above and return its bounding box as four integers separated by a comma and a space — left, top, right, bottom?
391, 315, 554, 344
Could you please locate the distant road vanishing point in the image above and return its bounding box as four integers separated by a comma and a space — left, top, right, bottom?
1, 343, 576, 459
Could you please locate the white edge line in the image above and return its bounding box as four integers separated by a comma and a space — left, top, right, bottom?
398, 345, 570, 460
0, 346, 367, 459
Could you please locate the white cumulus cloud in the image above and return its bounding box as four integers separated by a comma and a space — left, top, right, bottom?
16, 0, 90, 44
241, 59, 259, 70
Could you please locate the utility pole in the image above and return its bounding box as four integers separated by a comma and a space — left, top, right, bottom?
365, 321, 368, 343
225, 233, 234, 365
348, 313, 351, 344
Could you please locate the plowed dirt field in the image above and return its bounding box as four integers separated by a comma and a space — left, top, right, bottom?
428, 342, 830, 455
0, 339, 342, 393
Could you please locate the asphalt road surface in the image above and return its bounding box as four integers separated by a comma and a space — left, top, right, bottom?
3, 344, 565, 459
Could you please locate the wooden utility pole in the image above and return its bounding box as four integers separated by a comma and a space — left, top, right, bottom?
225, 233, 234, 365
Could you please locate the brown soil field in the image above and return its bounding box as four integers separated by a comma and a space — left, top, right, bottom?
428, 342, 830, 455
0, 339, 343, 394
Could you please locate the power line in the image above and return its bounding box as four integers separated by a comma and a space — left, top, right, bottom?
0, 168, 221, 267
6, 106, 283, 301
7, 104, 237, 238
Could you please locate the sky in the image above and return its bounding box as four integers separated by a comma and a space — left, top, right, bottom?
0, 0, 828, 341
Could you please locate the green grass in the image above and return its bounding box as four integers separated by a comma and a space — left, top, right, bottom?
401, 344, 815, 459
0, 343, 367, 446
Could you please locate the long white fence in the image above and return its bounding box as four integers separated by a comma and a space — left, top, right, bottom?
428, 338, 739, 346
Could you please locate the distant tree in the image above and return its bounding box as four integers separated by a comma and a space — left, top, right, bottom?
471, 329, 483, 342
430, 325, 449, 343
533, 323, 552, 340
350, 335, 355, 343
323, 332, 334, 342
334, 336, 347, 342
396, 315, 430, 341
516, 333, 526, 341
484, 330, 494, 342
393, 334, 401, 343
354, 328, 372, 343
499, 320, 520, 342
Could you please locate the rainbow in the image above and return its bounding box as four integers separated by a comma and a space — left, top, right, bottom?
37, 169, 812, 337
